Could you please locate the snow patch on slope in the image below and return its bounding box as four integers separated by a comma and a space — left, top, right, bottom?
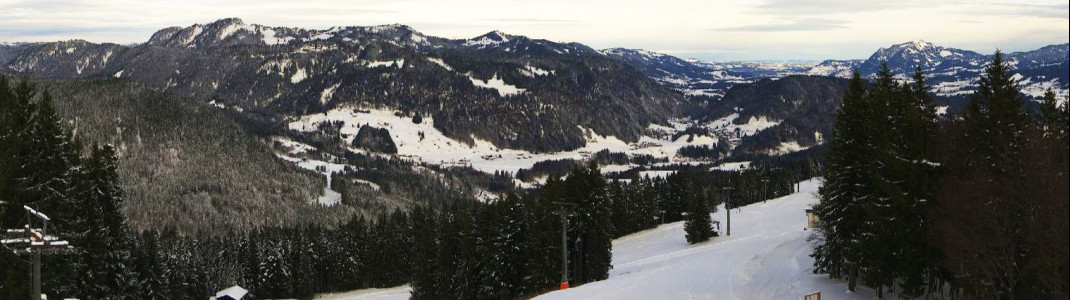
260, 27, 294, 45
468, 73, 525, 97
519, 64, 554, 77
291, 68, 307, 83
426, 57, 453, 71
366, 59, 405, 68
321, 83, 340, 105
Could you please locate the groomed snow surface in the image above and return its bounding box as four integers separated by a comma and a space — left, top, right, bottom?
317, 178, 889, 300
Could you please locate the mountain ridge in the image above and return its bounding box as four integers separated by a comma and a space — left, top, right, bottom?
1, 18, 682, 153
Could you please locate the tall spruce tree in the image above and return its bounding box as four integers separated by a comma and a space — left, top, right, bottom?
965, 51, 1027, 174
521, 184, 563, 293
683, 171, 714, 244
409, 206, 442, 300
1038, 89, 1068, 139
132, 231, 168, 300
564, 163, 614, 284
859, 62, 903, 298
958, 51, 1033, 298
887, 67, 939, 298
0, 76, 33, 300
812, 71, 871, 286
476, 195, 526, 300
74, 145, 136, 300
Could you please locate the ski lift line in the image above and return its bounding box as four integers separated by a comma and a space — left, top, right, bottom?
3, 206, 73, 300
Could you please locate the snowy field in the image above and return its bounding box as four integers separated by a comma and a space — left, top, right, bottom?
285, 107, 739, 175
316, 178, 891, 300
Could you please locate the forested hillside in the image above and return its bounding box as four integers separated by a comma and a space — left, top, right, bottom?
706, 76, 849, 156
2, 76, 510, 234
35, 77, 329, 232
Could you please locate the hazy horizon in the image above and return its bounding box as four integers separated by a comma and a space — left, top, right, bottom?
1, 0, 1067, 61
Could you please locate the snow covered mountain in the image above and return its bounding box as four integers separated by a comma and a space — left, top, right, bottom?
862, 40, 986, 75
464, 30, 599, 55
1, 18, 681, 153
600, 48, 744, 100
806, 59, 862, 78
807, 41, 1069, 100
146, 18, 445, 50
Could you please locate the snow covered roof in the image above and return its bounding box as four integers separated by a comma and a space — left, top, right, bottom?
24, 205, 51, 221
212, 286, 248, 300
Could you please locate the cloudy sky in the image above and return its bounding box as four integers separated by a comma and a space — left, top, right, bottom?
1, 0, 1067, 61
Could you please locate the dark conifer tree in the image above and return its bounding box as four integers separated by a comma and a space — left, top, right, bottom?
932, 51, 1037, 298
132, 231, 168, 300
564, 163, 614, 284
1038, 89, 1067, 139
521, 185, 562, 293
409, 206, 443, 300
74, 145, 135, 300
476, 195, 526, 300
683, 177, 714, 244
812, 71, 871, 287
965, 51, 1027, 174
0, 77, 33, 300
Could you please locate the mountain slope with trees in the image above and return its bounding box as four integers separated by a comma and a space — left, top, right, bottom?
0, 18, 682, 153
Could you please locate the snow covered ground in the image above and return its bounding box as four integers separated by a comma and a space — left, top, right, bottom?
312, 178, 887, 300
312, 285, 412, 300
286, 107, 729, 176
535, 178, 889, 300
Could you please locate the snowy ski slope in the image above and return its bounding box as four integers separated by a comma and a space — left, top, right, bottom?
534, 178, 892, 300
317, 178, 890, 300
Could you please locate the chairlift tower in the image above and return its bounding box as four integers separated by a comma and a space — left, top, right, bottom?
2, 205, 74, 300
553, 202, 577, 290
721, 186, 735, 236
761, 179, 770, 203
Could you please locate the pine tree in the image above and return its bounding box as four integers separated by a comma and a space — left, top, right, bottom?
337, 216, 368, 291
0, 77, 30, 300
1, 79, 38, 227
476, 195, 526, 300
521, 187, 562, 293
22, 91, 82, 225
683, 178, 714, 244
1038, 89, 1067, 139
965, 50, 1027, 174
812, 71, 871, 288
409, 206, 442, 300
565, 163, 614, 284
952, 51, 1034, 298
239, 231, 263, 293
133, 231, 168, 299
888, 67, 939, 298
73, 145, 136, 300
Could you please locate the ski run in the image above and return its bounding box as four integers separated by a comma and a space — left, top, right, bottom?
304, 178, 894, 300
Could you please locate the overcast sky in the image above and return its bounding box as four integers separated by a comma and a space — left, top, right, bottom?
1, 0, 1067, 61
